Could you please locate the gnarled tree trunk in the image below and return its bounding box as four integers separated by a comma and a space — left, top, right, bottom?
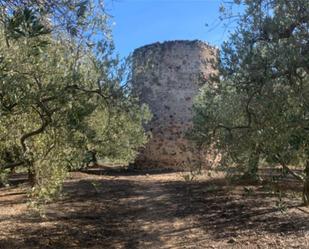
27, 162, 36, 186
242, 151, 260, 182
303, 161, 309, 206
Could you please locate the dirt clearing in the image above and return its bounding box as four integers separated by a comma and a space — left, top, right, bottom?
0, 168, 309, 249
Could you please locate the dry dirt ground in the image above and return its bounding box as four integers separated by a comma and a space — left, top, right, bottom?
0, 167, 309, 249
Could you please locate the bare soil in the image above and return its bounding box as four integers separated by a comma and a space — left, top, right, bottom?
0, 167, 309, 249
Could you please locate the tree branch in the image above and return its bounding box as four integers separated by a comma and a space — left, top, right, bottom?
1, 161, 24, 170
275, 155, 305, 182
20, 111, 49, 153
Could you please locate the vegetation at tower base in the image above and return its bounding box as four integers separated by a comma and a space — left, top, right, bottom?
190, 0, 309, 204
0, 1, 151, 205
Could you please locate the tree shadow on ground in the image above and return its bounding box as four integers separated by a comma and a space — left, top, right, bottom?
0, 173, 308, 249
80, 165, 181, 176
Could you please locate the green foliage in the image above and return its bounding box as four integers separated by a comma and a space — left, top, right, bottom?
90, 181, 102, 194
243, 187, 254, 197
205, 184, 220, 193
0, 169, 10, 187
191, 0, 309, 202
0, 1, 150, 205
275, 192, 288, 213
179, 153, 203, 182
4, 7, 50, 40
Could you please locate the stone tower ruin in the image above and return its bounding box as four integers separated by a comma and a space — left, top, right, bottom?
132, 40, 217, 168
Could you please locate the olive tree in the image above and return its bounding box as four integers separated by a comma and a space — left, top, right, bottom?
191, 0, 309, 204
0, 1, 150, 203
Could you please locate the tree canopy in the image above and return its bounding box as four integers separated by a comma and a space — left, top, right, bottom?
191, 0, 309, 204
0, 0, 151, 204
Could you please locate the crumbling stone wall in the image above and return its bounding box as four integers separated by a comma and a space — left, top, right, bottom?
132, 40, 217, 168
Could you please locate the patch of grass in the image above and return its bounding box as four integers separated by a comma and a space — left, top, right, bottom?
205, 184, 220, 192
243, 187, 255, 196
90, 181, 102, 194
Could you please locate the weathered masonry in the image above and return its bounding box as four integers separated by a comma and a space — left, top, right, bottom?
132, 40, 217, 168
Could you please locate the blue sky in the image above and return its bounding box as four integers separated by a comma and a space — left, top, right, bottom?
107, 0, 234, 58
